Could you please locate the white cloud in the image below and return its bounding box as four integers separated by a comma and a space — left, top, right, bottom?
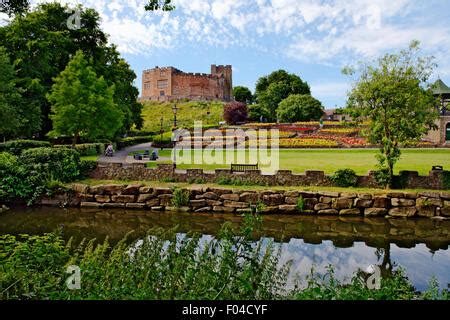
18, 0, 450, 76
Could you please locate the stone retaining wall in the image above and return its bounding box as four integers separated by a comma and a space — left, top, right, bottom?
89, 163, 450, 190
44, 184, 450, 219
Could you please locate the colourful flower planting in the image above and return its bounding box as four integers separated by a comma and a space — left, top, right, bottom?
320, 128, 360, 135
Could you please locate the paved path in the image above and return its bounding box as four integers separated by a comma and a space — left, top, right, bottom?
98, 142, 156, 164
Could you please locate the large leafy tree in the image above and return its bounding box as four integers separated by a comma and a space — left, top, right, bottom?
277, 94, 324, 123
47, 51, 123, 147
0, 0, 29, 17
0, 47, 22, 139
0, 2, 142, 138
233, 86, 253, 104
255, 70, 311, 121
344, 41, 439, 187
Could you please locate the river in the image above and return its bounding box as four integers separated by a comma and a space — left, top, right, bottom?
1, 207, 449, 291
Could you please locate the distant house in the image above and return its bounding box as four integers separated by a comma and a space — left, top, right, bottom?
323, 109, 352, 122
425, 79, 450, 145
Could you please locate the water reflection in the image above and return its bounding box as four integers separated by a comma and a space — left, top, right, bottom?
1, 207, 449, 291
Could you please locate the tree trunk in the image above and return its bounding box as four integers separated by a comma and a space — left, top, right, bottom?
72, 132, 79, 148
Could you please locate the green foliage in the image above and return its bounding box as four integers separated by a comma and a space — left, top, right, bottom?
79, 160, 98, 178
330, 169, 359, 187
374, 168, 391, 189
171, 188, 190, 208
141, 101, 224, 133
344, 41, 439, 187
0, 2, 142, 138
255, 70, 311, 122
248, 103, 269, 122
53, 143, 105, 156
0, 0, 29, 17
20, 147, 81, 183
233, 86, 253, 104
116, 135, 153, 150
296, 196, 305, 212
0, 140, 51, 155
277, 94, 324, 122
145, 0, 175, 11
47, 51, 123, 146
216, 176, 254, 186
0, 46, 24, 139
293, 265, 420, 300
443, 171, 450, 190
0, 227, 448, 300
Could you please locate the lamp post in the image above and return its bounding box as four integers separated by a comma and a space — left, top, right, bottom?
160, 117, 164, 150
172, 103, 178, 129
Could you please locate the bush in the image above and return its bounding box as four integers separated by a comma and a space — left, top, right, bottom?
79, 160, 98, 178
0, 140, 51, 155
54, 143, 106, 156
223, 102, 248, 125
248, 103, 269, 122
116, 135, 153, 150
277, 94, 324, 122
330, 169, 359, 187
171, 188, 190, 208
20, 147, 81, 183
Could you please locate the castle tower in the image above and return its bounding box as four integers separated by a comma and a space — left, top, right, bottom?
211, 65, 233, 101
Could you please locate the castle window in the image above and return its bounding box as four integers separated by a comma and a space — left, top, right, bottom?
157, 80, 168, 89
160, 91, 165, 96
144, 83, 151, 90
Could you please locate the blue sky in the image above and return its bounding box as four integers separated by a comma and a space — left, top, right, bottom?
8, 0, 450, 108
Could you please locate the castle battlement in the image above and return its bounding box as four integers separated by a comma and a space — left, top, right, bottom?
141, 64, 232, 102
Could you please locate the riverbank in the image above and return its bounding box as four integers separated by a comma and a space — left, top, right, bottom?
36, 183, 450, 219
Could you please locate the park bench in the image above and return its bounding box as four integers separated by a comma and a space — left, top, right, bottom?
231, 163, 259, 173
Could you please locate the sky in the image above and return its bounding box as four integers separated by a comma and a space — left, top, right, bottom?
3, 0, 450, 108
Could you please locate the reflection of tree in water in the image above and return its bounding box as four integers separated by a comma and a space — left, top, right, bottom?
375, 245, 395, 279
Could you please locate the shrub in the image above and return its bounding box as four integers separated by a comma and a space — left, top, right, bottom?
171, 188, 190, 208
374, 168, 391, 189
79, 160, 98, 178
223, 102, 248, 125
248, 103, 269, 122
277, 94, 324, 123
330, 169, 359, 187
0, 140, 51, 155
20, 147, 81, 183
54, 143, 106, 156
296, 196, 305, 212
116, 135, 153, 150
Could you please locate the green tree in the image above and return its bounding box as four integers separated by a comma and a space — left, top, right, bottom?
344, 41, 439, 187
47, 51, 123, 147
0, 3, 142, 138
255, 70, 311, 121
0, 0, 29, 17
277, 94, 324, 122
0, 47, 23, 140
233, 86, 253, 104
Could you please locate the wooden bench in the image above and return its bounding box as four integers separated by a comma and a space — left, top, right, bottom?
231, 164, 259, 173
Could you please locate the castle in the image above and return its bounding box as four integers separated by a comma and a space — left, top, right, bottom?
141, 65, 232, 102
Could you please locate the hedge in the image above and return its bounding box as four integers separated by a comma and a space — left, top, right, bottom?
116, 135, 153, 150
20, 147, 81, 183
0, 140, 51, 155
54, 143, 106, 156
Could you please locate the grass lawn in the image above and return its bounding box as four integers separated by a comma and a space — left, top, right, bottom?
80, 155, 100, 161
141, 101, 224, 132
142, 148, 450, 175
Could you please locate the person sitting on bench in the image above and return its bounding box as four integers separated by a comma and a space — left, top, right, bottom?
150, 149, 159, 161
